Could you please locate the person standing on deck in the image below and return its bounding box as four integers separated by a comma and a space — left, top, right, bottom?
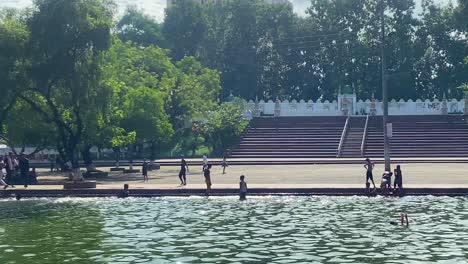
0, 157, 8, 188
4, 152, 16, 187
179, 157, 189, 186
203, 164, 212, 196
221, 155, 229, 174
18, 154, 30, 188
364, 158, 376, 189
394, 165, 403, 190
142, 160, 149, 182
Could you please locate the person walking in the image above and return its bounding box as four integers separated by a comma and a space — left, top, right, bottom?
221, 155, 228, 174
19, 154, 30, 188
203, 164, 212, 196
179, 157, 189, 186
364, 158, 376, 189
142, 160, 149, 182
239, 175, 248, 200
394, 165, 403, 190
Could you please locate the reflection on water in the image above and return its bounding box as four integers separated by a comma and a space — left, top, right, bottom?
0, 196, 467, 263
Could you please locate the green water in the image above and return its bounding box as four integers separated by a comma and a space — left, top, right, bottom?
0, 196, 467, 264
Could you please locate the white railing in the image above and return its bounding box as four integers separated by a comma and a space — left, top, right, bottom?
242, 98, 465, 118
360, 115, 369, 157
337, 116, 350, 157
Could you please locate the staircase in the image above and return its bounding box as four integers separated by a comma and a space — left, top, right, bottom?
364, 115, 468, 158
339, 117, 366, 158
230, 115, 468, 159
230, 116, 346, 158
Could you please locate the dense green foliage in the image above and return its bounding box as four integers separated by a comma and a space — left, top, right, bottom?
116, 6, 166, 47
202, 102, 249, 153
0, 0, 228, 168
163, 0, 467, 100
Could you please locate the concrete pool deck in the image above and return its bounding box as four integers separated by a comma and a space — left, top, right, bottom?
1, 162, 468, 197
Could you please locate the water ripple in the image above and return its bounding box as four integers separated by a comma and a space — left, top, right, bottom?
0, 196, 467, 263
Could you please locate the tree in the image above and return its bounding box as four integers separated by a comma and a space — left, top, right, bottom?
122, 87, 173, 160
0, 9, 29, 128
202, 101, 248, 153
1, 100, 55, 156
414, 0, 468, 99
101, 39, 176, 159
163, 0, 208, 61
20, 0, 115, 180
170, 56, 221, 129
458, 57, 468, 94
116, 6, 166, 47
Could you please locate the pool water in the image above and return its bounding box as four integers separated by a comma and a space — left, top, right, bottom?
0, 196, 467, 263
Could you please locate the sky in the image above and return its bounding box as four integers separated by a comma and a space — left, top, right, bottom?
0, 0, 453, 22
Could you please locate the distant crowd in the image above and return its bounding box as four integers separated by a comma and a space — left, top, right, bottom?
2, 151, 403, 199
0, 152, 37, 189
135, 154, 248, 200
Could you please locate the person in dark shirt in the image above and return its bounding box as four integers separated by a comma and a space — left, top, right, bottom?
203, 164, 212, 195
142, 160, 149, 182
179, 157, 189, 186
394, 165, 403, 189
19, 154, 30, 188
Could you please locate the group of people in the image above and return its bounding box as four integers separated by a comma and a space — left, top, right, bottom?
0, 152, 37, 189
178, 155, 229, 186
178, 155, 247, 199
364, 158, 403, 194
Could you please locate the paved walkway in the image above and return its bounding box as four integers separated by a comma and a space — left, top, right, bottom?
21, 162, 468, 190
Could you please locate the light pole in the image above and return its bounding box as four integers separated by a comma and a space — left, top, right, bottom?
380, 0, 391, 171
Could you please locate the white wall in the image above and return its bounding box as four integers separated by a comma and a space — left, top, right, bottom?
243, 97, 466, 118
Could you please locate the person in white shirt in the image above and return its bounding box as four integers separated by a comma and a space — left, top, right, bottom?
4, 152, 16, 187
0, 156, 8, 188
202, 154, 208, 172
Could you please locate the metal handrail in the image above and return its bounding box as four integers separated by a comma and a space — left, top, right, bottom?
337, 116, 350, 157
360, 115, 369, 157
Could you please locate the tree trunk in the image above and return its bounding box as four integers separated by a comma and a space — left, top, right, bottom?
82, 146, 96, 172
128, 144, 135, 170
66, 136, 83, 181
150, 141, 157, 161
56, 144, 68, 172
113, 147, 121, 168
138, 143, 144, 159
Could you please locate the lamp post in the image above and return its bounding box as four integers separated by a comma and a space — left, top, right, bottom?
380, 0, 391, 171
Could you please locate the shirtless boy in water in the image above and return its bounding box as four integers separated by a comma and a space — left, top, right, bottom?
390, 213, 409, 227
